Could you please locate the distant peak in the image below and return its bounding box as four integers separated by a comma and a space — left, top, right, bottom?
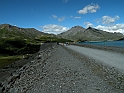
86, 27, 98, 31
87, 27, 93, 29
73, 25, 82, 27
72, 25, 85, 29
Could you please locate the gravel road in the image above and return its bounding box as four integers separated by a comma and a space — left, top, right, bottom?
1, 44, 124, 93
66, 45, 124, 72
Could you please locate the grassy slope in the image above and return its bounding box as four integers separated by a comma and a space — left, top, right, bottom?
0, 55, 23, 69
0, 38, 40, 68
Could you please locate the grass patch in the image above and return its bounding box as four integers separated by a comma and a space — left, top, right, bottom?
0, 55, 23, 69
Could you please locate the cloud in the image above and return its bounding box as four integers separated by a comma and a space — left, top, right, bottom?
74, 16, 81, 19
84, 22, 94, 28
94, 15, 124, 34
70, 16, 81, 19
52, 14, 57, 19
51, 14, 65, 22
63, 0, 68, 3
95, 24, 124, 34
58, 16, 65, 22
102, 15, 119, 24
40, 24, 69, 34
77, 3, 100, 14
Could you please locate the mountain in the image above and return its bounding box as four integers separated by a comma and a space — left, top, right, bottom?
59, 26, 124, 41
58, 26, 85, 40
0, 24, 52, 39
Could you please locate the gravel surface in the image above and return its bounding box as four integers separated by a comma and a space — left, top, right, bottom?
1, 44, 123, 93
67, 45, 124, 72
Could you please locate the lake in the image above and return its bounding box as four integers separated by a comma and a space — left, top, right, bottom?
80, 41, 124, 48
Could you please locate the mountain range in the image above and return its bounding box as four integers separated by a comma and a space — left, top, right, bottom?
0, 24, 123, 41
58, 26, 124, 41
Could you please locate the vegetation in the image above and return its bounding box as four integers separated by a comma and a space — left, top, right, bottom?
0, 37, 41, 68
0, 55, 23, 69
117, 37, 124, 41
0, 36, 72, 68
0, 38, 40, 56
35, 36, 73, 43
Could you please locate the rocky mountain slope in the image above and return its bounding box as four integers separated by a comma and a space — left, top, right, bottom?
0, 24, 53, 39
59, 26, 124, 41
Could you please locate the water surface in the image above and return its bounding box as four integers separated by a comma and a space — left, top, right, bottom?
80, 41, 124, 48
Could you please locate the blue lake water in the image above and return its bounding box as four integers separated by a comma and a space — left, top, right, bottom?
80, 41, 124, 48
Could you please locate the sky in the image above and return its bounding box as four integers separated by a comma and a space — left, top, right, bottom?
0, 0, 124, 34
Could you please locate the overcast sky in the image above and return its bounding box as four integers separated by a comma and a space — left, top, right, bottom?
0, 0, 124, 34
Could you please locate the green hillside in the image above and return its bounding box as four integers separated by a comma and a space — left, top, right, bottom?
0, 24, 45, 39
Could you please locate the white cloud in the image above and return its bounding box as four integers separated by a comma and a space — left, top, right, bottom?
51, 14, 65, 22
84, 22, 94, 28
102, 15, 119, 24
95, 24, 124, 34
63, 0, 68, 3
70, 16, 81, 19
40, 24, 69, 35
77, 3, 100, 14
52, 14, 57, 19
94, 15, 124, 34
58, 16, 65, 22
74, 16, 81, 19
